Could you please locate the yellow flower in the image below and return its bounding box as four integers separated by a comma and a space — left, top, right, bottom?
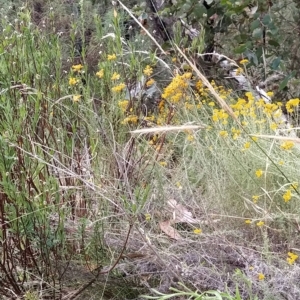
283, 190, 292, 202
159, 161, 167, 167
208, 101, 215, 107
96, 69, 104, 78
193, 228, 202, 234
112, 83, 126, 93
240, 59, 249, 65
278, 160, 284, 165
69, 77, 78, 86
144, 213, 151, 221
286, 98, 300, 113
143, 65, 153, 76
71, 64, 83, 72
270, 122, 278, 131
118, 100, 129, 112
107, 54, 117, 61
176, 182, 182, 190
252, 195, 259, 203
146, 78, 155, 87
245, 219, 252, 224
281, 141, 294, 151
256, 221, 264, 227
287, 252, 298, 265
111, 72, 120, 80
121, 115, 138, 125
73, 94, 81, 102
235, 67, 243, 75
251, 136, 258, 142
258, 273, 265, 280
255, 169, 263, 178
266, 91, 274, 97
244, 141, 251, 149
187, 134, 195, 141
219, 130, 228, 138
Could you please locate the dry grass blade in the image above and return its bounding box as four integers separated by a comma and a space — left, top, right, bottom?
130, 124, 205, 134
250, 134, 300, 143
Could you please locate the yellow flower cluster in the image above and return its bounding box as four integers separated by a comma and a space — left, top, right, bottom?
118, 100, 129, 112
112, 83, 126, 93
143, 65, 153, 76
72, 64, 83, 72
96, 69, 104, 78
146, 78, 155, 87
283, 189, 292, 202
280, 141, 294, 151
111, 72, 120, 80
107, 53, 117, 61
162, 72, 192, 103
286, 98, 299, 113
121, 115, 138, 125
73, 95, 81, 102
212, 109, 229, 124
287, 252, 298, 265
69, 77, 79, 86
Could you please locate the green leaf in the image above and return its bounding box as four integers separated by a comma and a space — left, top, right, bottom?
193, 5, 207, 19
271, 57, 281, 70
262, 14, 271, 25
268, 39, 280, 47
252, 28, 263, 39
234, 44, 247, 54
250, 19, 260, 31
279, 71, 296, 90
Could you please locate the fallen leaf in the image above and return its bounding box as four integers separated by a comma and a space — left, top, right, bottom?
168, 199, 199, 224
159, 220, 182, 240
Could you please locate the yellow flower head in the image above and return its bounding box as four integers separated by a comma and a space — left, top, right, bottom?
287, 252, 298, 265
244, 141, 251, 149
118, 100, 129, 112
143, 65, 153, 76
219, 130, 228, 138
240, 59, 249, 65
258, 273, 265, 280
112, 83, 126, 93
111, 72, 120, 80
107, 54, 117, 61
144, 213, 151, 221
146, 78, 155, 87
71, 64, 83, 72
73, 94, 81, 102
286, 98, 300, 113
245, 219, 252, 224
281, 141, 294, 151
252, 195, 259, 203
69, 77, 78, 86
96, 69, 104, 78
283, 189, 292, 202
193, 228, 202, 234
256, 221, 264, 227
255, 169, 263, 178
